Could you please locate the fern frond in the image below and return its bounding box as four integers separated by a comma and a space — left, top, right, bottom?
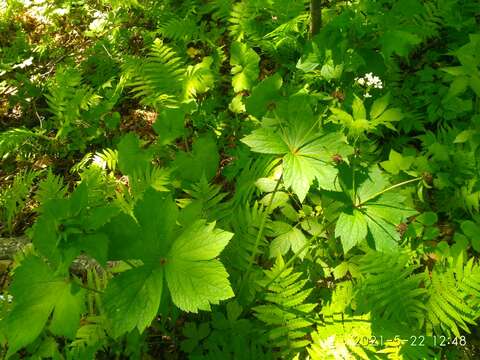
158, 16, 201, 42
34, 171, 67, 210
356, 251, 427, 328
94, 148, 118, 172
253, 257, 317, 356
127, 39, 186, 108
425, 256, 480, 337
45, 66, 102, 139
67, 316, 107, 359
178, 176, 229, 221
0, 128, 42, 160
204, 0, 234, 22
0, 170, 37, 234
224, 202, 269, 272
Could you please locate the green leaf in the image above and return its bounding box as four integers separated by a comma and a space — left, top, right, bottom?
165, 220, 234, 312
173, 135, 219, 182
356, 166, 389, 204
165, 260, 234, 312
364, 193, 417, 224
241, 128, 289, 154
461, 221, 480, 252
365, 215, 400, 252
245, 73, 283, 118
230, 42, 260, 93
103, 190, 234, 334
352, 96, 366, 120
335, 210, 368, 253
4, 257, 85, 356
370, 93, 391, 119
167, 220, 232, 261
329, 107, 354, 126
380, 30, 422, 58
103, 266, 164, 338
117, 133, 152, 175
372, 108, 404, 124
270, 226, 307, 258
380, 149, 414, 175
104, 189, 178, 261
153, 107, 186, 145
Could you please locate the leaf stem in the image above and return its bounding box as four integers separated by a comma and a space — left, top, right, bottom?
357, 176, 422, 207
74, 279, 104, 294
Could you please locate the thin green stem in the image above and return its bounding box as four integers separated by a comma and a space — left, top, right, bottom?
74, 279, 104, 294
357, 177, 422, 207
239, 175, 283, 293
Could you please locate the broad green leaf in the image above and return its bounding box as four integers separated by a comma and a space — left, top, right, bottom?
320, 59, 343, 80
4, 257, 85, 356
283, 153, 315, 203
168, 220, 232, 261
335, 210, 368, 253
364, 193, 417, 224
365, 215, 400, 252
372, 108, 404, 124
454, 130, 473, 144
165, 220, 234, 312
370, 93, 391, 119
356, 166, 389, 204
333, 262, 349, 280
117, 133, 152, 175
380, 30, 421, 58
470, 74, 480, 97
165, 259, 234, 312
300, 131, 353, 162
173, 135, 219, 182
270, 226, 307, 258
352, 96, 366, 120
230, 42, 260, 93
260, 191, 289, 211
245, 73, 283, 118
241, 128, 289, 154
103, 266, 163, 338
415, 212, 438, 226
153, 107, 186, 145
103, 190, 234, 332
380, 149, 414, 175
329, 107, 354, 125
461, 221, 480, 252
104, 189, 178, 261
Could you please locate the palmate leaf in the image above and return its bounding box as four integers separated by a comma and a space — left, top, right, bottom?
334, 167, 417, 253
102, 189, 234, 337
242, 128, 351, 202
3, 257, 85, 357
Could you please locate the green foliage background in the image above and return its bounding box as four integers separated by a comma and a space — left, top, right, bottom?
0, 0, 479, 358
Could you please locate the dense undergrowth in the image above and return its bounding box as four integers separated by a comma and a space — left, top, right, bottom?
0, 0, 480, 358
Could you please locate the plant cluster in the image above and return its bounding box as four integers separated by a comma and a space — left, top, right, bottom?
0, 0, 479, 358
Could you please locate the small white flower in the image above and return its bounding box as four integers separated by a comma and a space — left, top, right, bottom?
355, 72, 383, 90
364, 92, 372, 98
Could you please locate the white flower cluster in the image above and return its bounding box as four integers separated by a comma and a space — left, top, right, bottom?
354, 73, 383, 89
